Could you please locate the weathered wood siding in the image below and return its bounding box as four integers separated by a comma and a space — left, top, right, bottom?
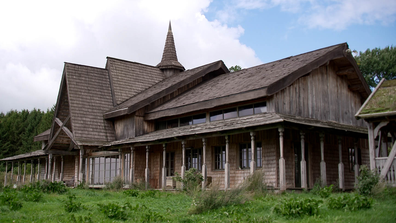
53, 80, 72, 148
114, 114, 135, 140
269, 64, 365, 127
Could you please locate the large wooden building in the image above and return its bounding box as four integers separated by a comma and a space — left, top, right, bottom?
2, 23, 372, 190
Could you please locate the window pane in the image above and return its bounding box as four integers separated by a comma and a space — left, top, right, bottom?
256, 142, 262, 168
180, 116, 192, 126
239, 105, 254, 117
167, 119, 178, 128
210, 110, 223, 121
254, 102, 267, 114
224, 108, 237, 119
193, 114, 206, 124
156, 121, 167, 130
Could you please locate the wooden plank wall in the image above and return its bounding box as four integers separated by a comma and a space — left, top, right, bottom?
114, 114, 135, 140
269, 63, 365, 127
53, 80, 72, 148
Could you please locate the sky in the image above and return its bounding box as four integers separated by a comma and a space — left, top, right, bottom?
0, 0, 395, 113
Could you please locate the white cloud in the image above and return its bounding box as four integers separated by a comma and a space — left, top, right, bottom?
0, 0, 261, 113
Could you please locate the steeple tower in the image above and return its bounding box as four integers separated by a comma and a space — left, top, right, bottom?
157, 21, 185, 77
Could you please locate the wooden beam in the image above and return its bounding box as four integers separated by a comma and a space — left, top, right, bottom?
90, 151, 120, 157
380, 141, 396, 179
336, 67, 355, 76
374, 121, 390, 139
55, 116, 79, 147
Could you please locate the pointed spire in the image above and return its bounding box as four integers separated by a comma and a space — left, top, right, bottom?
157, 21, 185, 75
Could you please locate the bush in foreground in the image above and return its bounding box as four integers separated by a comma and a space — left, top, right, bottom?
327, 193, 373, 211
273, 197, 322, 218
356, 165, 380, 196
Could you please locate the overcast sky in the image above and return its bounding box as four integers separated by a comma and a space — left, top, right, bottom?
1, 0, 395, 113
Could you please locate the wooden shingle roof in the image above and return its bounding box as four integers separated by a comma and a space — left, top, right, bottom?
356, 78, 396, 119
34, 129, 51, 142
104, 60, 228, 119
105, 112, 367, 147
65, 63, 115, 144
146, 43, 370, 120
106, 57, 165, 105
157, 22, 185, 71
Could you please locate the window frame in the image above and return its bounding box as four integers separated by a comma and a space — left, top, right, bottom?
239, 142, 263, 169
214, 146, 226, 170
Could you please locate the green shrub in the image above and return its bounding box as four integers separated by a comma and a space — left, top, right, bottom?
105, 176, 124, 190
273, 197, 322, 218
356, 165, 379, 196
97, 202, 131, 220
174, 168, 203, 194
69, 213, 93, 223
0, 189, 23, 210
241, 169, 267, 196
129, 179, 147, 190
23, 190, 43, 202
189, 185, 246, 214
318, 185, 333, 198
327, 193, 373, 211
63, 193, 83, 213
37, 180, 67, 194
123, 189, 140, 197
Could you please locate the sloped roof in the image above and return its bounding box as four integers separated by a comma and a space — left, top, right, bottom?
106, 57, 165, 105
105, 112, 367, 147
356, 78, 396, 119
65, 63, 115, 143
146, 43, 370, 119
34, 129, 51, 142
157, 22, 184, 71
104, 60, 228, 119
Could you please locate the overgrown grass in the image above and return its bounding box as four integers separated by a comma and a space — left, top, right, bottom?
0, 183, 396, 222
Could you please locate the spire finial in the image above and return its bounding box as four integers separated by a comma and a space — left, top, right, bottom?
157, 21, 185, 76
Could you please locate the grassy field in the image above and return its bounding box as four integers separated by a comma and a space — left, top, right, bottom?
0, 185, 395, 223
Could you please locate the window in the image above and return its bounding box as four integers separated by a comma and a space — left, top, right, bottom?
165, 152, 175, 176
210, 110, 223, 121
156, 113, 206, 130
167, 119, 178, 129
186, 148, 202, 171
91, 156, 120, 185
254, 102, 267, 114
239, 142, 262, 169
180, 116, 192, 127
192, 114, 206, 124
224, 108, 238, 119
348, 147, 362, 172
214, 146, 226, 170
239, 105, 254, 117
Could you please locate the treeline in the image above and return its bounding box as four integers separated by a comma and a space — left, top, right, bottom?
0, 107, 54, 166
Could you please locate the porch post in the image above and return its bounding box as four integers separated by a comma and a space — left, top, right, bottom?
119, 149, 123, 179
250, 132, 256, 174
17, 161, 21, 184
300, 132, 307, 189
90, 158, 94, 184
279, 128, 286, 191
44, 157, 48, 180
4, 162, 8, 186
103, 157, 106, 183
79, 147, 84, 184
37, 158, 41, 181
60, 156, 64, 182
181, 141, 186, 180
30, 160, 34, 183
202, 138, 207, 190
145, 146, 150, 190
52, 156, 56, 182
338, 137, 344, 191
320, 133, 327, 186
10, 162, 14, 184
354, 141, 359, 184
225, 135, 230, 190
162, 144, 167, 191
130, 146, 134, 184
23, 160, 27, 184
48, 154, 53, 182
368, 123, 376, 170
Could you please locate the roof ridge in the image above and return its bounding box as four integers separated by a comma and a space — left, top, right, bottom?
64, 62, 107, 70
106, 57, 159, 69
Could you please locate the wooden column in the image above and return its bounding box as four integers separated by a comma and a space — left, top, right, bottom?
300, 132, 307, 189
162, 144, 166, 191
44, 157, 48, 180
279, 128, 286, 191
225, 135, 230, 190
30, 160, 34, 183
181, 141, 186, 180
60, 156, 64, 182
103, 157, 107, 183
37, 158, 41, 181
354, 141, 359, 184
130, 147, 134, 184
250, 132, 256, 175
48, 154, 53, 182
11, 162, 14, 184
119, 149, 123, 179
145, 146, 150, 190
79, 147, 84, 184
23, 160, 27, 184
17, 161, 21, 184
338, 137, 344, 191
368, 123, 376, 170
202, 138, 207, 190
52, 156, 56, 182
85, 157, 89, 184
4, 162, 8, 186
320, 133, 327, 186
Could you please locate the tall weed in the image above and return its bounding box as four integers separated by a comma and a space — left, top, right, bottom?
356, 165, 379, 196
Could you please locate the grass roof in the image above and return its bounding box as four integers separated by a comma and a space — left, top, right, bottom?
360, 79, 396, 115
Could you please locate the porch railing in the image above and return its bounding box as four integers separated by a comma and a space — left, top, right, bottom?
375, 157, 396, 185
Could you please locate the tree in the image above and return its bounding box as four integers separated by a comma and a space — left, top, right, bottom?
229, 65, 242, 72
354, 46, 396, 88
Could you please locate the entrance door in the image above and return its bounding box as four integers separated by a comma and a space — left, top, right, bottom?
294, 142, 309, 188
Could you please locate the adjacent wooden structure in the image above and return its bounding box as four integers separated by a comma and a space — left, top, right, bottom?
2, 23, 371, 190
